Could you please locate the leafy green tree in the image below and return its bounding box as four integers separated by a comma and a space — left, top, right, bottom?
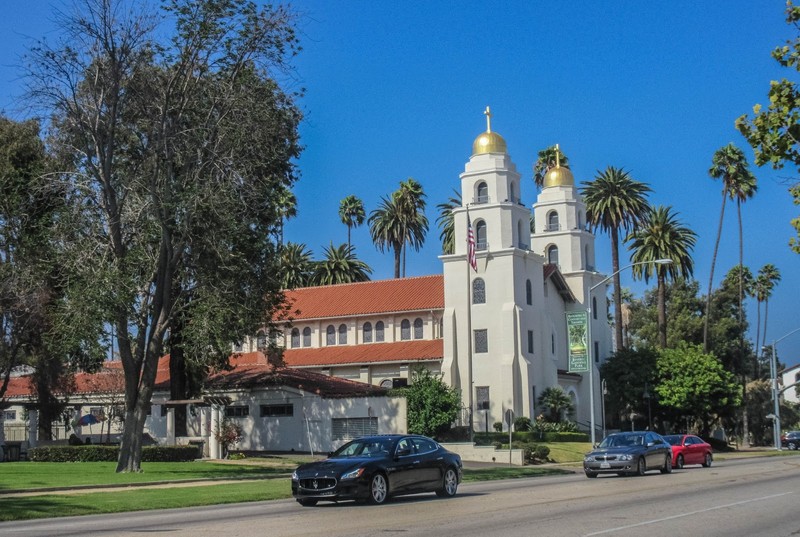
369, 179, 428, 278
736, 1, 800, 253
312, 243, 372, 285
600, 347, 659, 431
533, 145, 570, 189
655, 343, 741, 437
582, 167, 651, 351
28, 0, 303, 472
628, 205, 697, 347
404, 367, 461, 438
537, 386, 575, 423
626, 279, 705, 351
281, 242, 315, 289
338, 195, 365, 249
435, 189, 461, 255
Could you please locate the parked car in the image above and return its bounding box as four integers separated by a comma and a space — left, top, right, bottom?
291, 434, 463, 506
662, 434, 713, 468
781, 431, 800, 450
583, 431, 673, 478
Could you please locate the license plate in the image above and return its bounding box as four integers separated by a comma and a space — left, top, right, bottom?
600, 462, 611, 469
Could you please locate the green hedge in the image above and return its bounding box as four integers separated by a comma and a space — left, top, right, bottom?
474, 430, 589, 445
28, 444, 201, 462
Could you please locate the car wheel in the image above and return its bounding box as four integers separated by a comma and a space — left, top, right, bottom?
702, 453, 713, 468
660, 454, 673, 474
368, 473, 389, 505
788, 441, 797, 451
636, 457, 646, 476
676, 454, 684, 469
297, 499, 318, 507
585, 470, 598, 478
436, 467, 459, 497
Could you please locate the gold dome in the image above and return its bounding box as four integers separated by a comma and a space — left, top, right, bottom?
543, 165, 574, 187
472, 131, 507, 155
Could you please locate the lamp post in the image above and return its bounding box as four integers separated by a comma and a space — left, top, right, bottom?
585, 258, 672, 445
601, 378, 607, 439
770, 327, 800, 450
643, 382, 652, 431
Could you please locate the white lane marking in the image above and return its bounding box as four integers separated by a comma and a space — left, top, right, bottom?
584, 492, 793, 536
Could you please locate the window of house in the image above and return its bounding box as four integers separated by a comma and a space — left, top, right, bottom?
376, 321, 385, 342
290, 328, 300, 348
363, 322, 373, 343
473, 278, 486, 304
476, 181, 488, 204
302, 327, 311, 347
526, 279, 532, 305
401, 319, 411, 340
548, 245, 559, 265
338, 324, 347, 344
3, 410, 16, 421
476, 220, 487, 250
260, 404, 293, 417
547, 211, 559, 231
476, 386, 490, 410
413, 318, 423, 339
225, 405, 250, 418
474, 329, 488, 353
326, 325, 336, 345
527, 330, 534, 354
257, 333, 268, 349
331, 417, 378, 441
233, 342, 243, 352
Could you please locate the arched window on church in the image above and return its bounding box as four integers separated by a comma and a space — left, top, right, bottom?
476, 220, 487, 250
363, 322, 373, 343
376, 321, 385, 342
338, 324, 347, 344
290, 328, 300, 348
302, 327, 311, 347
476, 181, 489, 204
517, 219, 527, 249
548, 245, 559, 266
413, 318, 423, 339
526, 279, 532, 305
547, 211, 560, 231
326, 325, 335, 345
510, 181, 518, 204
473, 278, 486, 304
592, 297, 598, 319
401, 319, 411, 340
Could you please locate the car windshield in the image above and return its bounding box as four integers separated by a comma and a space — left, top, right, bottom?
662, 435, 682, 446
599, 434, 645, 448
331, 438, 394, 458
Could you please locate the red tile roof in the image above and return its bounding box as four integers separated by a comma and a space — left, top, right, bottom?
280, 275, 444, 320
283, 339, 443, 367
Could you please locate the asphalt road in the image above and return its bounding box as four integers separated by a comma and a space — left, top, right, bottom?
3, 455, 799, 537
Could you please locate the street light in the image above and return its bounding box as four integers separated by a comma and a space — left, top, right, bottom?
769, 327, 800, 450
586, 258, 672, 445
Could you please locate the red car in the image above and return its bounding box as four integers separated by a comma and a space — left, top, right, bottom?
663, 434, 713, 469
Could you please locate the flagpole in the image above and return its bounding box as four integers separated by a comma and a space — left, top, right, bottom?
465, 204, 474, 442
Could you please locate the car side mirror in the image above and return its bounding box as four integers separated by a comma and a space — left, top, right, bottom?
396, 447, 411, 458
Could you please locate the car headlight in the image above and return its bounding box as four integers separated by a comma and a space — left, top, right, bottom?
584, 455, 595, 462
291, 471, 298, 481
341, 467, 365, 480
618, 454, 633, 461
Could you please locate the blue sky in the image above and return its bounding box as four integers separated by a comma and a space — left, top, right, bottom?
1, 1, 798, 367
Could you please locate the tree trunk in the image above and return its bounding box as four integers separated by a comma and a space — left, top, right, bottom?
393, 243, 401, 279
704, 194, 727, 352
738, 201, 750, 448
610, 226, 623, 352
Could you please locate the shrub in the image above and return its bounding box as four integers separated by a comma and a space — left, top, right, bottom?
514, 417, 532, 432
493, 421, 503, 432
27, 444, 200, 462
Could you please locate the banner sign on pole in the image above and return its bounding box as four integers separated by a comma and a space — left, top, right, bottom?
566, 311, 589, 372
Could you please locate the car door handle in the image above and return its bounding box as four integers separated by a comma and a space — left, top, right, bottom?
413, 460, 421, 464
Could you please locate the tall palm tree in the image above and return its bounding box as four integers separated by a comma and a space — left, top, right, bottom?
276, 188, 297, 246
338, 195, 365, 249
369, 179, 428, 278
435, 189, 461, 255
533, 145, 570, 189
582, 166, 651, 351
628, 205, 697, 348
758, 263, 781, 350
280, 242, 315, 289
312, 243, 372, 286
704, 143, 757, 352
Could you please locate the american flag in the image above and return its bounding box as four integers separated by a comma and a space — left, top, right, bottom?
466, 207, 477, 272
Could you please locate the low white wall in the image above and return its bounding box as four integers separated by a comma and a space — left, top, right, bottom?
440, 442, 525, 466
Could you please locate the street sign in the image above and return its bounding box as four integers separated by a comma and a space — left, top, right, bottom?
504, 409, 514, 427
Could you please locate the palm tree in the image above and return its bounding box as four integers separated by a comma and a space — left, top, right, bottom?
537, 386, 575, 422
758, 263, 781, 351
582, 166, 652, 351
628, 205, 697, 348
280, 242, 315, 289
312, 243, 372, 286
704, 143, 757, 352
276, 188, 297, 246
533, 145, 570, 189
369, 179, 428, 278
338, 195, 365, 249
435, 189, 461, 255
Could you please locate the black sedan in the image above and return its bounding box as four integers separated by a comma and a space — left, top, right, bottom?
583, 431, 673, 478
291, 434, 462, 506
